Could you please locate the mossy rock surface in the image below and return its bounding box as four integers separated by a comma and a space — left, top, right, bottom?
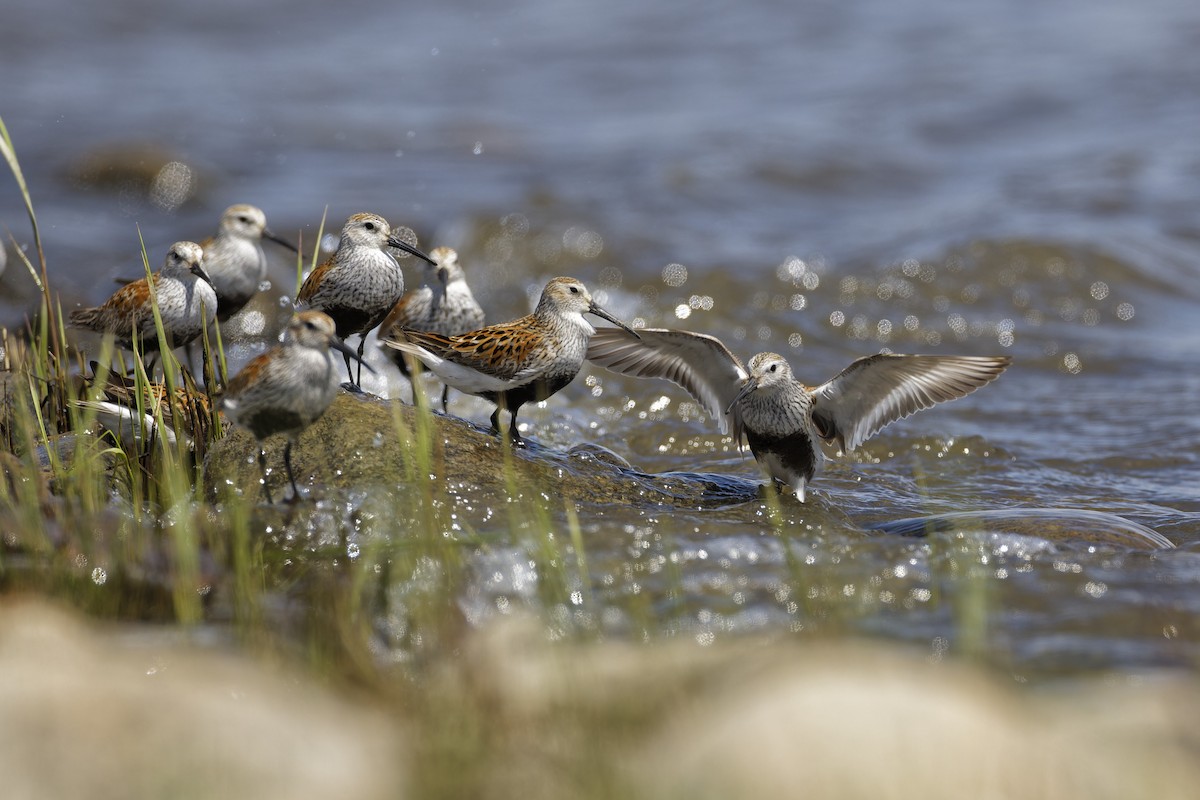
202, 393, 758, 510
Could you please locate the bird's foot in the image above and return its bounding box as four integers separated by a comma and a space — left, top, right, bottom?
487, 425, 528, 448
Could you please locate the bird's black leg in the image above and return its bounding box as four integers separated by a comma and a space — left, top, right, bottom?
489, 397, 524, 445
508, 407, 525, 447
283, 439, 302, 503
341, 349, 355, 387
257, 447, 274, 504
339, 344, 365, 394
355, 337, 366, 389
440, 384, 451, 414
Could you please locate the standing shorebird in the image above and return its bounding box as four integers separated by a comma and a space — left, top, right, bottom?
113, 205, 295, 320
382, 276, 638, 445
75, 361, 216, 451
220, 310, 374, 503
296, 212, 436, 391
587, 327, 1011, 501
70, 241, 217, 362
198, 204, 297, 321
379, 246, 485, 411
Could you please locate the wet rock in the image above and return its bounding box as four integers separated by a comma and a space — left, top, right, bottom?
202, 392, 756, 508
0, 601, 404, 800
872, 508, 1174, 551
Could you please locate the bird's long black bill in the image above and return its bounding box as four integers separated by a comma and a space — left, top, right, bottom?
264, 229, 299, 253
190, 264, 216, 289
588, 303, 641, 339
726, 378, 757, 415
330, 336, 378, 375
386, 235, 437, 266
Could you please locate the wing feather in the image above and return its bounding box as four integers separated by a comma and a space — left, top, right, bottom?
295, 260, 335, 306
586, 327, 748, 440
811, 354, 1011, 452
382, 319, 550, 392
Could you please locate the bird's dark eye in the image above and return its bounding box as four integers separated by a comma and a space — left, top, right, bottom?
304, 321, 318, 330
238, 216, 250, 224
364, 221, 376, 231
769, 364, 778, 373
569, 286, 580, 294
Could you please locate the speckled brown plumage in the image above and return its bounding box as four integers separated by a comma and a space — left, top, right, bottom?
383, 276, 637, 445
76, 360, 216, 452
295, 213, 435, 390
69, 241, 217, 355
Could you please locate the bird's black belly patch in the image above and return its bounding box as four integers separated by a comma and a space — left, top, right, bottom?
320, 305, 375, 339
482, 373, 574, 411
745, 428, 817, 484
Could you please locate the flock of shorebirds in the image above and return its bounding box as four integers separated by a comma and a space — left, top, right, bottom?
67, 205, 1011, 504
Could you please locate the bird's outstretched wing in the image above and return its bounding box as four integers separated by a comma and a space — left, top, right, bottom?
587, 327, 749, 441
810, 354, 1011, 453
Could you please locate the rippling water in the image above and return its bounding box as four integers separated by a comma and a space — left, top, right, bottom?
2, 0, 1199, 674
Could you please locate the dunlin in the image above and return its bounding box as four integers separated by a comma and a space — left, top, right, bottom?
295, 213, 436, 390
383, 277, 638, 445
70, 241, 217, 359
220, 310, 373, 503
378, 246, 485, 411
198, 204, 297, 320
587, 327, 1011, 501
112, 205, 295, 320
76, 362, 215, 450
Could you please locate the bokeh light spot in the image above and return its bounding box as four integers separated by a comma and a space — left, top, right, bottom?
662, 263, 688, 287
